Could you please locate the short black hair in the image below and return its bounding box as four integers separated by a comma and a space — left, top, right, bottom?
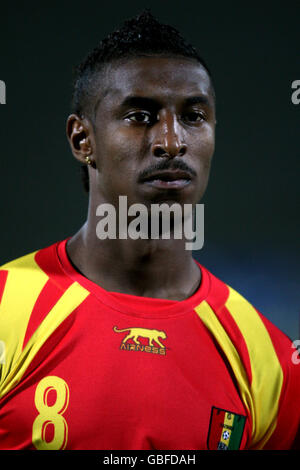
71, 9, 214, 192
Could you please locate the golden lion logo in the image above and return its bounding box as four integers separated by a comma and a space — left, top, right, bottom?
113, 326, 167, 350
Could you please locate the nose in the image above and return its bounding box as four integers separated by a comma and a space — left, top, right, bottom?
151, 111, 187, 158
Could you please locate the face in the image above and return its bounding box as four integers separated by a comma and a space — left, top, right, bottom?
68, 56, 216, 210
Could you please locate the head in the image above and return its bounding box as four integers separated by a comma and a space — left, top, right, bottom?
66, 10, 216, 211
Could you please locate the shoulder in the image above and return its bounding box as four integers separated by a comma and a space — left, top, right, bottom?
0, 246, 49, 397
203, 266, 293, 352
225, 285, 299, 449
199, 266, 299, 449
0, 240, 90, 398
206, 269, 295, 378
0, 244, 58, 321
0, 238, 85, 341
0, 239, 72, 295
0, 247, 48, 294
0, 242, 59, 380
0, 240, 60, 275
0, 246, 51, 324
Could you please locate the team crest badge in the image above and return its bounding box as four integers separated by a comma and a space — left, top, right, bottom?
207, 407, 246, 450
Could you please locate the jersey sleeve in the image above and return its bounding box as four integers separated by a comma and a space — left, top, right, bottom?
0, 251, 47, 397
203, 274, 300, 450
224, 289, 300, 449
256, 312, 300, 450
0, 246, 90, 401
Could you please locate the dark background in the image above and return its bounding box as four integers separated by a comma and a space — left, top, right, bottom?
0, 0, 299, 339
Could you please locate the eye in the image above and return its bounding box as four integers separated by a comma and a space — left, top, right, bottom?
183, 111, 206, 123
125, 111, 152, 123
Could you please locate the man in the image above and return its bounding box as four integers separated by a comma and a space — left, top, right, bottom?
0, 11, 299, 450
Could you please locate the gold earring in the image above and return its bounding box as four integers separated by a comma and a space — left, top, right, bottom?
85, 155, 92, 166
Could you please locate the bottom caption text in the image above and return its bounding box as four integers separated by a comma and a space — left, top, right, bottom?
103, 454, 196, 466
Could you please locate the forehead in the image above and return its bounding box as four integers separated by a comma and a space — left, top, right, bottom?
96, 56, 214, 108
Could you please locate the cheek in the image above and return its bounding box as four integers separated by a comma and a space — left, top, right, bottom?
192, 128, 215, 199
193, 127, 215, 170
100, 127, 143, 165
95, 135, 137, 192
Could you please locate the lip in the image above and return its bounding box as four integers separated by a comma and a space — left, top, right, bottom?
143, 178, 191, 189
140, 170, 193, 190
141, 170, 192, 182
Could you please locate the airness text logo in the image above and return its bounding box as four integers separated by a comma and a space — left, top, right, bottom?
113, 326, 167, 356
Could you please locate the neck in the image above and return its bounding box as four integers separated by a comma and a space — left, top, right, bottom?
66, 196, 201, 301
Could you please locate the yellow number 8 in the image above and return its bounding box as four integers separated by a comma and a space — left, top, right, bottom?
32, 376, 69, 450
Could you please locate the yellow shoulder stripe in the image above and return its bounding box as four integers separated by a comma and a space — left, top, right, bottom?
195, 287, 283, 449
0, 252, 90, 399
225, 286, 283, 448
194, 301, 254, 424
0, 251, 48, 388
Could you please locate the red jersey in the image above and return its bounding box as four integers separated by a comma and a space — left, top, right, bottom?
0, 238, 299, 450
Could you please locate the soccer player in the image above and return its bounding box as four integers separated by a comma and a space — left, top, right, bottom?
0, 11, 299, 450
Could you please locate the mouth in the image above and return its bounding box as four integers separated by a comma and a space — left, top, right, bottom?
140, 170, 192, 190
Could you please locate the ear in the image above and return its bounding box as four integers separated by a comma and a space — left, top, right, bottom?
66, 114, 96, 166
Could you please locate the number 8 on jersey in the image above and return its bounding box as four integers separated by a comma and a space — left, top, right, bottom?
32, 376, 69, 450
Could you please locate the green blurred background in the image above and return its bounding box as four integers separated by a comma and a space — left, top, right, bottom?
0, 0, 299, 339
